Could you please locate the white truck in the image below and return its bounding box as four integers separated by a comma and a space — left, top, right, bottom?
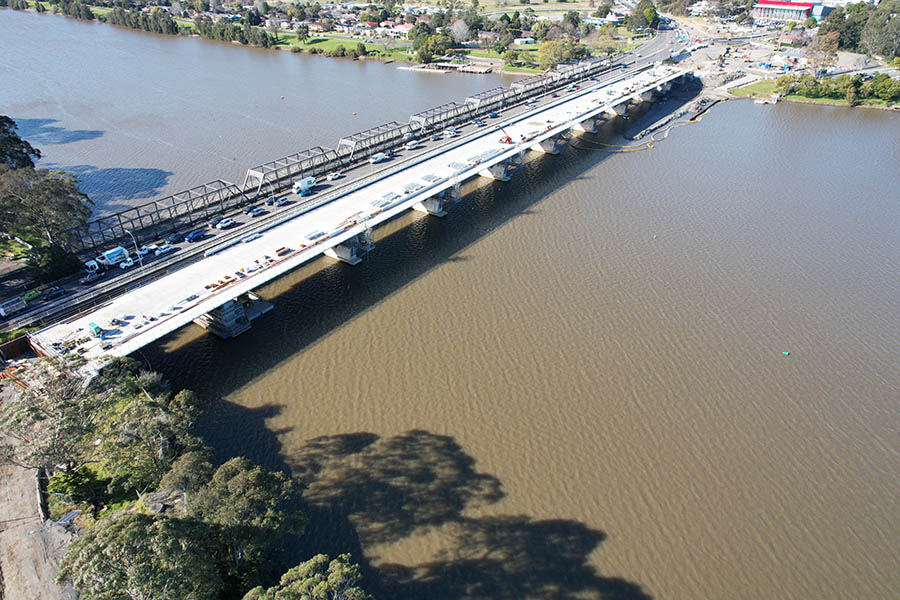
292, 176, 317, 197
84, 246, 130, 274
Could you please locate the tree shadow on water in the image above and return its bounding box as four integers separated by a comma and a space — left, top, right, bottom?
14, 117, 104, 146
287, 430, 651, 600
58, 165, 173, 211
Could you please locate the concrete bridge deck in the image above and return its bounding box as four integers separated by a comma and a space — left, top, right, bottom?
30, 65, 685, 363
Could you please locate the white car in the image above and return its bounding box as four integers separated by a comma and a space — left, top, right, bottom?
119, 258, 135, 269
326, 171, 342, 181
216, 217, 235, 229
136, 245, 154, 256
155, 244, 176, 257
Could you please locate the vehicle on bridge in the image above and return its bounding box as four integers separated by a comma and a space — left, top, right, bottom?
216, 218, 235, 229
42, 287, 67, 302
0, 297, 27, 319
248, 206, 266, 217
209, 215, 224, 228
369, 152, 389, 164
447, 128, 459, 137
22, 289, 42, 302
326, 171, 343, 181
184, 229, 206, 243
274, 197, 290, 207
155, 244, 176, 257
84, 246, 131, 274
405, 140, 421, 151
119, 258, 135, 270
292, 176, 317, 195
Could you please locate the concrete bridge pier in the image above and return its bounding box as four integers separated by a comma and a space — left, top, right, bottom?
414, 181, 461, 216
530, 136, 565, 155
325, 230, 375, 265
640, 89, 655, 102
572, 118, 599, 134
606, 102, 628, 117
478, 151, 523, 181
193, 299, 251, 339
413, 196, 448, 217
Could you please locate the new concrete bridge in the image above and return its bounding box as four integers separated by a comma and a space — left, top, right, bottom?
30, 64, 687, 364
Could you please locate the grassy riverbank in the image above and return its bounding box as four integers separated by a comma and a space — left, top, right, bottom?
730, 79, 894, 109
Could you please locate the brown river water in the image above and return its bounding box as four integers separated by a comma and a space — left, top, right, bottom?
3, 10, 899, 600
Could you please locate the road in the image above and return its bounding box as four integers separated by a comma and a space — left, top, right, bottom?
3, 27, 677, 337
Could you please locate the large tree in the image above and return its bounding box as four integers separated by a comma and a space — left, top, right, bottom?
0, 115, 40, 168
96, 388, 205, 496
537, 38, 589, 69
0, 165, 93, 245
189, 457, 306, 568
242, 554, 370, 600
57, 513, 223, 600
0, 357, 114, 473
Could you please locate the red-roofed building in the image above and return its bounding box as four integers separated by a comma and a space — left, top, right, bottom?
751, 0, 813, 22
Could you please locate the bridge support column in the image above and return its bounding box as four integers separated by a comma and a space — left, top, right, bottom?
572, 118, 598, 134
414, 182, 461, 216
325, 230, 375, 265
607, 103, 628, 117
413, 196, 448, 216
530, 136, 564, 155
640, 90, 655, 102
478, 162, 511, 181
193, 299, 251, 339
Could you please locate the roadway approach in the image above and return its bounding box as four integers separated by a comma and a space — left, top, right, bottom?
30, 64, 686, 364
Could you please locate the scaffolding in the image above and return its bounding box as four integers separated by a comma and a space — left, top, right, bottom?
336, 121, 411, 160
409, 101, 474, 131
63, 180, 248, 254
243, 146, 340, 196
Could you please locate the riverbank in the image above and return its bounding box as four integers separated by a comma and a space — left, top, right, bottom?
0, 390, 75, 600
729, 79, 899, 110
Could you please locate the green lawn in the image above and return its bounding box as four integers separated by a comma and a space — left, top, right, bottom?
731, 80, 777, 97
277, 34, 411, 61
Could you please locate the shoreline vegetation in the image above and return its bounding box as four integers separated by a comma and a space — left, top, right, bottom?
0, 357, 373, 600
1, 1, 649, 75
730, 77, 900, 110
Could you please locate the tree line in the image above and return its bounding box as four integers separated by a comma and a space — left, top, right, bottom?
817, 0, 900, 60
775, 72, 900, 105
0, 116, 91, 283
0, 357, 372, 600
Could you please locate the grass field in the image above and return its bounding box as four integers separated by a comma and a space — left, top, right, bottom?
730, 80, 777, 97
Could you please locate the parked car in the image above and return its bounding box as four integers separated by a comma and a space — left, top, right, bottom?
209, 215, 224, 228
274, 197, 290, 207
119, 257, 135, 269
165, 232, 182, 244
155, 244, 176, 257
216, 217, 235, 229
184, 229, 206, 243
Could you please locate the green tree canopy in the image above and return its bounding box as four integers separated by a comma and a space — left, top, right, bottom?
0, 357, 113, 472
537, 38, 589, 69
57, 513, 223, 600
189, 457, 306, 568
242, 554, 370, 600
0, 165, 93, 245
0, 115, 40, 169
